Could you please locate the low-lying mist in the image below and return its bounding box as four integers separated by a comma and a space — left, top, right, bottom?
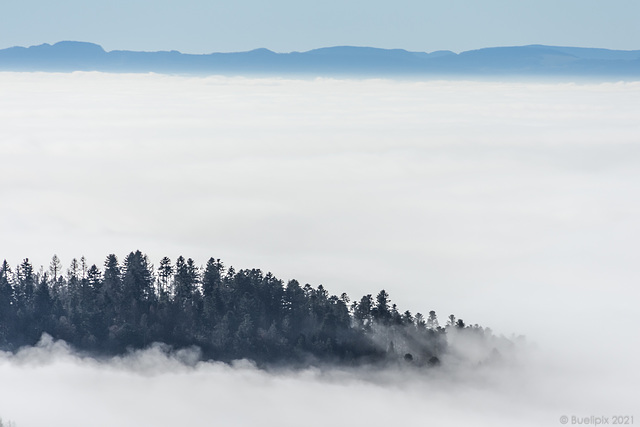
0, 73, 638, 425
1, 331, 626, 427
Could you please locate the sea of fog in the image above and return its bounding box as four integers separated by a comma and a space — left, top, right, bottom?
0, 73, 638, 426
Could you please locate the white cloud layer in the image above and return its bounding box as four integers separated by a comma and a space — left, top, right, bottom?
0, 73, 638, 426
0, 333, 635, 427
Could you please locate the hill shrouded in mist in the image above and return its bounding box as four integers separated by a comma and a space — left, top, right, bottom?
0, 41, 639, 77
0, 251, 514, 369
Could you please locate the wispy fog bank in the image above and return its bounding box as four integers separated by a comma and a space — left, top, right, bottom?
0, 333, 632, 427
0, 73, 638, 425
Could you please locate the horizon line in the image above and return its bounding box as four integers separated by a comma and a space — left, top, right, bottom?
5, 40, 640, 56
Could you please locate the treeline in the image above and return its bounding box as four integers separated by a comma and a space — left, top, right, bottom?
0, 251, 490, 367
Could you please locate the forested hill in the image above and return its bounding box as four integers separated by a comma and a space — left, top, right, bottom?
0, 251, 508, 368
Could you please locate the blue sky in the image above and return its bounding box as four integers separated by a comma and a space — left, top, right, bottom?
1, 0, 639, 53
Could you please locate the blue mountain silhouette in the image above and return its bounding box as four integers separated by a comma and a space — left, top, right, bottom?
0, 41, 638, 77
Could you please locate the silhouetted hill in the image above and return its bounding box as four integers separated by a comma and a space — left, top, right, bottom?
0, 41, 638, 77
0, 252, 512, 368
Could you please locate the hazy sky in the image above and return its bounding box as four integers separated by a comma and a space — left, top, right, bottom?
1, 0, 639, 53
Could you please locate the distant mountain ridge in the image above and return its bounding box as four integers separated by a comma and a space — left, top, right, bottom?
1, 41, 639, 77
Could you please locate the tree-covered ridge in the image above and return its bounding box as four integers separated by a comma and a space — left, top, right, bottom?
0, 251, 503, 367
